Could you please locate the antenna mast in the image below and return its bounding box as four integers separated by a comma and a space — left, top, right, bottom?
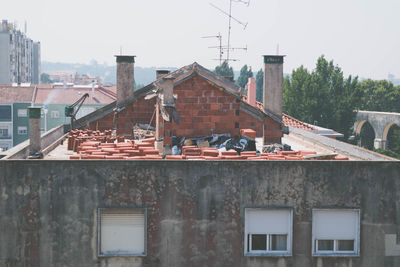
209, 0, 249, 65
202, 33, 223, 65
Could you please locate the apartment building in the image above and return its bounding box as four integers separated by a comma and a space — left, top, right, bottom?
0, 19, 40, 84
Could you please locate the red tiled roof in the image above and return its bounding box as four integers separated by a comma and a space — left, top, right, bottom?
0, 85, 35, 103
241, 95, 316, 131
34, 86, 116, 104
282, 113, 316, 131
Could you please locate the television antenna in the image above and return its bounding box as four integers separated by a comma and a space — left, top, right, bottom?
202, 33, 223, 65
209, 0, 250, 66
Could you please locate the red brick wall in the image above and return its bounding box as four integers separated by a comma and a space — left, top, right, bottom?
160, 75, 282, 144
88, 97, 156, 136
89, 75, 282, 143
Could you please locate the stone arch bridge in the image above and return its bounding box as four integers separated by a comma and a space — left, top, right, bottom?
354, 110, 400, 149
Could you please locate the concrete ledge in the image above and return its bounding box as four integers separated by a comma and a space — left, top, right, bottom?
289, 126, 397, 161
1, 124, 66, 160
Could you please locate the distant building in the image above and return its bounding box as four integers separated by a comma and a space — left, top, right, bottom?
0, 20, 40, 84
0, 84, 116, 151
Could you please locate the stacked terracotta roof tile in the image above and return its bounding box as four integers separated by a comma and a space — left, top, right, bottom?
67, 129, 348, 160
68, 130, 161, 160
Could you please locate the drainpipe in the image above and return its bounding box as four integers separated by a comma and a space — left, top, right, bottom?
28, 106, 41, 155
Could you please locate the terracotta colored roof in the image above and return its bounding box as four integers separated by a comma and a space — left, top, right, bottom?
241, 95, 316, 131
34, 86, 116, 104
282, 113, 316, 131
66, 129, 348, 160
0, 85, 35, 103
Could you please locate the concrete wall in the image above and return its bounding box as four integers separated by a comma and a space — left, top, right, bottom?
0, 160, 399, 267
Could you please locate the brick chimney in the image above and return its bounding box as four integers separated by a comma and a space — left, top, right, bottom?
28, 106, 41, 155
246, 77, 256, 107
263, 55, 284, 117
115, 55, 135, 108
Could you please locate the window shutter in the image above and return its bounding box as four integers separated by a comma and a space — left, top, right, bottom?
246, 210, 290, 234
313, 210, 358, 240
100, 210, 145, 255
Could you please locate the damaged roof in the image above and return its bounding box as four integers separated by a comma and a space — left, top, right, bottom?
74, 62, 283, 128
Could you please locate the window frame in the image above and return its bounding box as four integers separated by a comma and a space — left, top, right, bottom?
97, 207, 147, 257
17, 126, 27, 135
244, 207, 293, 257
17, 109, 28, 117
50, 110, 60, 119
312, 208, 360, 257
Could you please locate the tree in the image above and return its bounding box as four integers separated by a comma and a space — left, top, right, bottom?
357, 80, 400, 112
214, 61, 234, 80
255, 69, 263, 102
236, 65, 253, 89
40, 73, 53, 84
283, 56, 360, 139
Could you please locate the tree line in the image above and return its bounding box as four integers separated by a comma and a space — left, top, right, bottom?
214, 56, 400, 157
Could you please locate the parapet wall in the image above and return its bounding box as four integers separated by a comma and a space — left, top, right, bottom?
0, 160, 399, 267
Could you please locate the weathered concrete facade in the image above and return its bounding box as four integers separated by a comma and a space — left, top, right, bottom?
0, 160, 400, 267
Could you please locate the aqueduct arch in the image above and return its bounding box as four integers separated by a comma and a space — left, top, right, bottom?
354, 111, 400, 149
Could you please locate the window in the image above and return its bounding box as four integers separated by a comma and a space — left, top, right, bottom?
98, 208, 146, 256
0, 128, 9, 137
244, 208, 293, 256
18, 126, 27, 135
0, 106, 12, 121
18, 109, 28, 117
312, 209, 360, 256
50, 110, 60, 118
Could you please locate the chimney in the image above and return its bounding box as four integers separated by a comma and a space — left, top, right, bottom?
156, 70, 170, 80
246, 77, 256, 107
28, 106, 41, 155
161, 76, 174, 106
115, 55, 135, 108
263, 55, 284, 117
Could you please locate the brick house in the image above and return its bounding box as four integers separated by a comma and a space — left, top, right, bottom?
79, 56, 286, 150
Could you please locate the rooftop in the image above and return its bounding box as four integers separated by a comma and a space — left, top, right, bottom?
0, 84, 116, 105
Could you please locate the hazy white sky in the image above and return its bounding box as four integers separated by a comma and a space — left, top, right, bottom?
2, 0, 400, 79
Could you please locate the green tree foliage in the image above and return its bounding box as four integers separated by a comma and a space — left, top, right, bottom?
357, 79, 400, 112
214, 61, 234, 80
255, 69, 263, 102
236, 65, 253, 89
359, 122, 375, 150
387, 125, 400, 154
283, 56, 360, 139
40, 73, 53, 84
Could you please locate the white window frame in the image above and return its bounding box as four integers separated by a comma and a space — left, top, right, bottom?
98, 208, 147, 257
50, 110, 60, 119
17, 126, 27, 135
244, 208, 293, 256
17, 109, 28, 117
312, 208, 360, 257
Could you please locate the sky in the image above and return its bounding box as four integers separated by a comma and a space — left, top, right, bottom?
2, 0, 400, 79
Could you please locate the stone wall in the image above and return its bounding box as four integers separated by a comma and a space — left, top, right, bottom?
0, 160, 399, 267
